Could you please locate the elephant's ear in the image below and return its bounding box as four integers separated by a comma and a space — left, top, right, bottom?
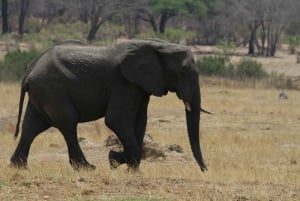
120, 44, 165, 96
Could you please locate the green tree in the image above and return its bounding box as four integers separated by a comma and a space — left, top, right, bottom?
138, 0, 218, 34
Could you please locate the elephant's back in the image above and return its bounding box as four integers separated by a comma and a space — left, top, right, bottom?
26, 45, 116, 83
52, 45, 116, 78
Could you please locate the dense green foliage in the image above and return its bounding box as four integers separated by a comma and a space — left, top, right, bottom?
196, 56, 268, 79
137, 28, 196, 44
196, 56, 234, 77
0, 49, 39, 81
150, 0, 208, 16
235, 59, 267, 79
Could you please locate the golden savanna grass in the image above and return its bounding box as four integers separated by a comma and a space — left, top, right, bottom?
0, 79, 299, 201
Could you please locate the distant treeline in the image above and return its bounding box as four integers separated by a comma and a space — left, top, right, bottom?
1, 0, 300, 56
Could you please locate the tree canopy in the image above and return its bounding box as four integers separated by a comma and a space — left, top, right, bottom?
150, 0, 207, 16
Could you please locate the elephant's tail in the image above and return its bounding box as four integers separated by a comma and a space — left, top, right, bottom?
14, 81, 28, 139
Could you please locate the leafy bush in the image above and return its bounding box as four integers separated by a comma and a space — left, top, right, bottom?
196, 56, 268, 80
137, 28, 196, 44
235, 58, 268, 79
163, 28, 196, 44
196, 55, 234, 77
0, 49, 40, 81
284, 35, 300, 54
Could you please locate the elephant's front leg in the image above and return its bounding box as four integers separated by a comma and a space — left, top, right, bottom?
135, 96, 150, 155
105, 114, 141, 170
105, 86, 149, 170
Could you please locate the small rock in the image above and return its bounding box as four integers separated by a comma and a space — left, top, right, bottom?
159, 119, 171, 123
78, 178, 86, 182
142, 142, 166, 159
104, 135, 121, 147
49, 143, 60, 148
279, 91, 288, 100
290, 159, 297, 165
167, 144, 184, 153
78, 137, 86, 142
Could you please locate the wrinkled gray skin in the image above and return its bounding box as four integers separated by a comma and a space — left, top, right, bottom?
11, 39, 208, 172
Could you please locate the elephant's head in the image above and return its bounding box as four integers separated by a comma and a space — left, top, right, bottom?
119, 39, 207, 171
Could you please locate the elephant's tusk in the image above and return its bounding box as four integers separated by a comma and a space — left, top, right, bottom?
200, 107, 213, 115
184, 102, 192, 112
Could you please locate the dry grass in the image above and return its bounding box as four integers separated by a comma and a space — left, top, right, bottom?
0, 81, 299, 201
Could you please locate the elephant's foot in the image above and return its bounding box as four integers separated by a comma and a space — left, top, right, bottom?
10, 155, 28, 169
126, 165, 139, 172
70, 159, 96, 171
109, 151, 122, 169
109, 151, 140, 171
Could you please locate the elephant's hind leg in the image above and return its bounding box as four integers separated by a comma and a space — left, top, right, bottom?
60, 126, 96, 171
48, 102, 95, 171
10, 103, 50, 168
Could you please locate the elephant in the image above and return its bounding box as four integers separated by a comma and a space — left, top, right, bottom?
10, 39, 209, 172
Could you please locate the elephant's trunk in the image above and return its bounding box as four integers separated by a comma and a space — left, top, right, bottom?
184, 83, 207, 172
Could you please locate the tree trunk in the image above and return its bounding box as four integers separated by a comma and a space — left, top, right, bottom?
248, 21, 260, 55
159, 13, 168, 34
149, 16, 158, 33
87, 16, 111, 42
260, 20, 266, 56
136, 11, 158, 33
87, 22, 101, 42
159, 12, 175, 34
270, 28, 281, 57
18, 0, 30, 35
126, 14, 139, 38
2, 0, 8, 34
248, 29, 256, 55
